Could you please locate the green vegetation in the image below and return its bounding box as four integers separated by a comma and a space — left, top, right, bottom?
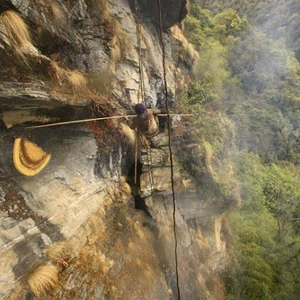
228, 153, 300, 299
179, 1, 300, 298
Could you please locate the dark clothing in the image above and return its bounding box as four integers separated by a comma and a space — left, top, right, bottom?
129, 108, 161, 139
136, 110, 150, 133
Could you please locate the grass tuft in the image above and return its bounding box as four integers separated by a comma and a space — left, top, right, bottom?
0, 10, 36, 66
203, 141, 214, 175
109, 22, 132, 65
28, 264, 59, 297
86, 0, 112, 21
67, 70, 88, 91
88, 70, 115, 94
97, 0, 111, 21
50, 62, 87, 92
47, 242, 73, 265
110, 35, 122, 63
49, 2, 65, 25
170, 25, 199, 63
121, 182, 132, 196
120, 123, 136, 145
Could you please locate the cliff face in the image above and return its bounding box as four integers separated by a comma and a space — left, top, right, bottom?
0, 1, 231, 299
128, 0, 188, 29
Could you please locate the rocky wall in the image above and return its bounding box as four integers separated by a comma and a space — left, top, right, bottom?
0, 0, 230, 299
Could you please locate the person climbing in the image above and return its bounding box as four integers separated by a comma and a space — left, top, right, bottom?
126, 103, 161, 140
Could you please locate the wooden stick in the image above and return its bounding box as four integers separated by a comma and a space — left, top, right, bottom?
157, 113, 192, 117
26, 113, 193, 129
26, 115, 136, 129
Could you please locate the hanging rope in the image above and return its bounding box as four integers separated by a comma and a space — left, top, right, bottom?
134, 0, 155, 191
134, 0, 146, 105
156, 1, 181, 299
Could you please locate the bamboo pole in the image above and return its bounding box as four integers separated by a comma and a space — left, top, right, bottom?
26, 114, 193, 129
157, 114, 192, 117
26, 115, 136, 129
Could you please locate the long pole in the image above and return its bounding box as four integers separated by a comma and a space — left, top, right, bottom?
26, 114, 192, 129
26, 115, 135, 129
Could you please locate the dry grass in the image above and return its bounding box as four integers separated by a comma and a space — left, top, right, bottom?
49, 2, 65, 25
118, 176, 132, 201
67, 70, 88, 91
142, 33, 156, 67
76, 242, 115, 295
87, 214, 105, 238
50, 62, 88, 92
119, 176, 126, 185
78, 243, 114, 275
88, 70, 115, 94
6, 282, 28, 300
28, 264, 59, 297
170, 25, 199, 63
85, 0, 112, 21
121, 182, 132, 196
110, 35, 122, 63
113, 217, 163, 298
120, 123, 136, 145
110, 22, 132, 65
192, 228, 211, 262
0, 10, 36, 66
94, 0, 112, 20
106, 187, 117, 202
203, 141, 214, 175
46, 242, 73, 265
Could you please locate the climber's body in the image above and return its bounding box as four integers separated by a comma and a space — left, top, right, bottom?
127, 103, 161, 139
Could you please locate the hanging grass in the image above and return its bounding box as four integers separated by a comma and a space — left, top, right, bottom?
0, 10, 36, 66
49, 2, 66, 25
50, 61, 88, 92
203, 140, 214, 175
28, 264, 59, 297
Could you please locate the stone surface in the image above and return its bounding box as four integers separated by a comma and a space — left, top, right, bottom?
0, 124, 121, 297
128, 0, 188, 29
0, 82, 61, 109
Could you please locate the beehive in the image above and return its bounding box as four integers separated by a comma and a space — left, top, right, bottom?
13, 138, 51, 176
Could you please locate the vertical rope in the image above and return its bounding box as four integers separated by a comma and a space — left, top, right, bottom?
138, 25, 146, 104
137, 23, 144, 103
156, 1, 181, 299
134, 131, 139, 184
134, 0, 145, 105
134, 0, 154, 192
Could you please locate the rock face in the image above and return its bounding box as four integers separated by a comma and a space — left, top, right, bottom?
128, 0, 188, 29
0, 0, 230, 299
0, 123, 122, 298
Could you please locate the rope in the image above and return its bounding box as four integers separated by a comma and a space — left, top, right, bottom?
156, 1, 181, 299
134, 0, 146, 105
134, 130, 139, 184
134, 0, 155, 193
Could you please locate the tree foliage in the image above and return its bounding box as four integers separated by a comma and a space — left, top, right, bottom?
181, 1, 300, 298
